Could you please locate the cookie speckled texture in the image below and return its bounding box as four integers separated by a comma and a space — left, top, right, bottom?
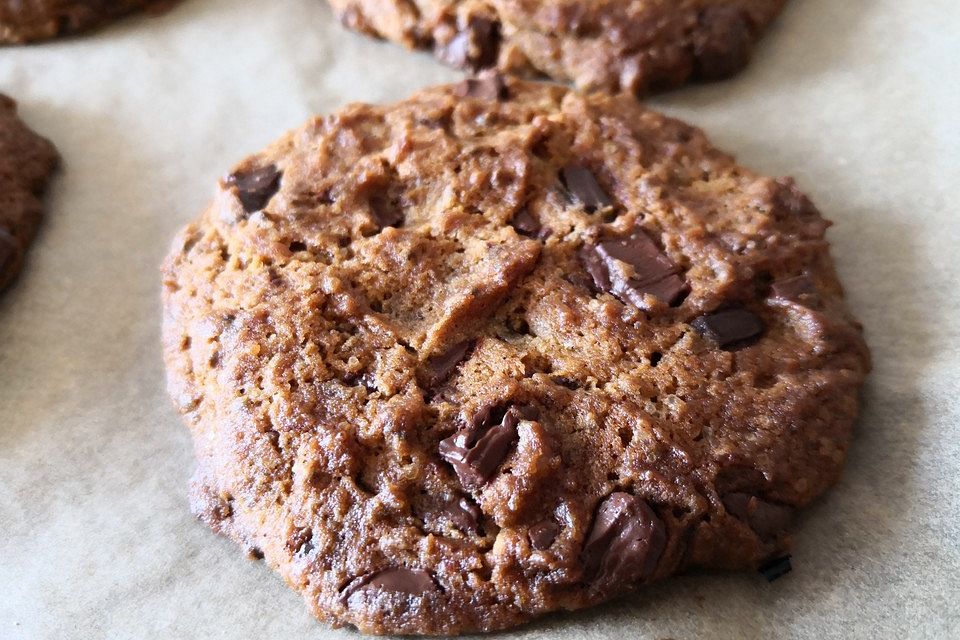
327, 0, 786, 95
0, 94, 58, 291
0, 0, 176, 44
162, 77, 869, 635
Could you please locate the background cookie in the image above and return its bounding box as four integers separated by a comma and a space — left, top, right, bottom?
0, 0, 177, 44
0, 94, 58, 292
162, 77, 869, 635
327, 0, 786, 95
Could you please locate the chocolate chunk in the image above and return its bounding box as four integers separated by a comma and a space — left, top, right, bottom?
510, 209, 542, 237
439, 16, 500, 71
580, 228, 689, 307
770, 275, 818, 306
369, 192, 404, 229
339, 568, 438, 603
758, 555, 792, 582
439, 405, 532, 489
722, 493, 795, 541
0, 228, 15, 273
692, 7, 754, 80
444, 497, 482, 533
422, 340, 473, 388
529, 521, 559, 550
456, 73, 508, 101
580, 492, 666, 587
225, 163, 282, 213
692, 308, 764, 348
561, 164, 612, 213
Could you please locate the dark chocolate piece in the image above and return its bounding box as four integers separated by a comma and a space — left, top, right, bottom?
0, 228, 15, 273
759, 555, 792, 582
225, 163, 282, 213
580, 492, 666, 587
692, 308, 764, 348
561, 164, 612, 213
510, 209, 542, 237
439, 16, 500, 71
444, 497, 482, 533
340, 568, 438, 603
529, 521, 559, 550
580, 228, 689, 307
692, 7, 754, 80
722, 493, 795, 541
422, 340, 473, 388
369, 192, 404, 229
770, 275, 818, 305
456, 74, 508, 101
439, 405, 532, 489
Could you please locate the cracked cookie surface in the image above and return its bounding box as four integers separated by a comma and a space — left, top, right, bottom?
0, 94, 58, 292
162, 77, 869, 635
327, 0, 786, 95
0, 0, 176, 43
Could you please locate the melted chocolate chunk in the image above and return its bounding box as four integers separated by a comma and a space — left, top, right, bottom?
439, 404, 533, 489
692, 7, 754, 80
439, 16, 500, 71
225, 163, 282, 213
561, 164, 612, 213
722, 493, 795, 541
529, 521, 559, 550
770, 275, 818, 306
422, 340, 473, 389
510, 208, 542, 237
456, 73, 509, 101
444, 497, 482, 534
340, 568, 438, 603
580, 228, 689, 307
692, 308, 764, 348
759, 555, 792, 582
580, 492, 666, 587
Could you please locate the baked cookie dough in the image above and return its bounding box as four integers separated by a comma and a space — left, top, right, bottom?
0, 94, 58, 292
0, 0, 176, 44
327, 0, 787, 95
162, 76, 869, 635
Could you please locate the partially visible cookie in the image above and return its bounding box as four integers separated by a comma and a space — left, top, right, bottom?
0, 94, 59, 291
0, 0, 176, 44
162, 77, 869, 635
327, 0, 786, 95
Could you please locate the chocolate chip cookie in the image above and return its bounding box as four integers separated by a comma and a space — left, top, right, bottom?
162, 76, 869, 635
1, 94, 58, 292
0, 0, 176, 44
328, 0, 786, 95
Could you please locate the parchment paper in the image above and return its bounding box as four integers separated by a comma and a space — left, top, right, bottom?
1, 0, 958, 638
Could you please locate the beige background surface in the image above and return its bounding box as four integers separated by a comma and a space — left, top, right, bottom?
1, 0, 958, 638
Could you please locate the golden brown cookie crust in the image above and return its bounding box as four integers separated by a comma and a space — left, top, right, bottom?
0, 0, 177, 44
0, 94, 58, 291
162, 77, 869, 635
328, 0, 787, 95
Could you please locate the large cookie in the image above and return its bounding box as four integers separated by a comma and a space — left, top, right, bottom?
0, 94, 58, 292
162, 77, 869, 635
328, 0, 786, 95
0, 0, 176, 44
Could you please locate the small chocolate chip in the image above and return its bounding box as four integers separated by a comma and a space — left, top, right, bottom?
369, 192, 404, 229
439, 16, 500, 71
444, 497, 482, 534
422, 340, 473, 389
339, 568, 438, 604
561, 164, 612, 213
580, 492, 666, 587
580, 228, 689, 307
529, 521, 559, 550
759, 555, 792, 582
456, 73, 508, 101
439, 404, 532, 489
225, 163, 282, 213
692, 308, 764, 348
510, 209, 542, 237
722, 493, 795, 541
770, 275, 818, 306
